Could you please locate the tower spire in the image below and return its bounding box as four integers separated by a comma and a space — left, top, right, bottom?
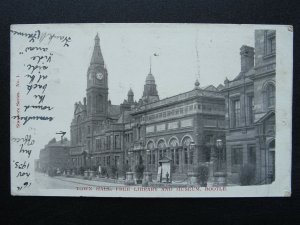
90, 33, 104, 65
95, 33, 100, 46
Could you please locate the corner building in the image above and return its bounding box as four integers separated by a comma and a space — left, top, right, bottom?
69, 34, 226, 180
222, 30, 276, 185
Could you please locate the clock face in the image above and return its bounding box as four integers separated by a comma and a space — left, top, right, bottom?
96, 72, 104, 80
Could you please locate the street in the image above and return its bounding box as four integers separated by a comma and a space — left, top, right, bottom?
34, 172, 126, 189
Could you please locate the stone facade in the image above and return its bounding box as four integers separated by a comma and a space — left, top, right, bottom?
222, 30, 276, 185
39, 138, 70, 172
68, 34, 226, 180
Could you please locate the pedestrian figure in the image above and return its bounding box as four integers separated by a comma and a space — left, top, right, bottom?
166, 171, 169, 183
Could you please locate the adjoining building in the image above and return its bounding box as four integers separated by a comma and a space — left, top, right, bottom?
222, 30, 276, 185
68, 34, 226, 179
39, 138, 71, 174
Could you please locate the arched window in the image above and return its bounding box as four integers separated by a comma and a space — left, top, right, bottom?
169, 138, 179, 165
266, 84, 275, 107
147, 141, 155, 165
182, 137, 192, 165
147, 141, 155, 150
157, 140, 166, 160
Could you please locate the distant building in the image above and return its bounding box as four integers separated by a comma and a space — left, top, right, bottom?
39, 138, 71, 172
222, 30, 276, 185
69, 34, 226, 179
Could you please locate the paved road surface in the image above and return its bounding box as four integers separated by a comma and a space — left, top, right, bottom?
35, 172, 126, 189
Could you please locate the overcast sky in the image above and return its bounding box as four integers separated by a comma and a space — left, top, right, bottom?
11, 24, 256, 158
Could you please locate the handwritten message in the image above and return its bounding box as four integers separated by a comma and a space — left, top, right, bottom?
10, 28, 71, 193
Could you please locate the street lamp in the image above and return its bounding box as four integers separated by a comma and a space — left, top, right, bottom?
216, 139, 223, 171
146, 149, 150, 172
214, 138, 227, 186
128, 151, 132, 172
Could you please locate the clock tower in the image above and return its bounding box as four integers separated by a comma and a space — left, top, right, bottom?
86, 33, 108, 119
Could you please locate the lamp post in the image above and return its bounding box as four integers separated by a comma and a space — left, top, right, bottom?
187, 141, 197, 185
146, 149, 150, 172
128, 151, 132, 172
214, 138, 227, 186
216, 139, 223, 172
143, 149, 152, 185
125, 150, 135, 185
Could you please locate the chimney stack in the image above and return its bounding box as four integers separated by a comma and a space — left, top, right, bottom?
240, 45, 254, 72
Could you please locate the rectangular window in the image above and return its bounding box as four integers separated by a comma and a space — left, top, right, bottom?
115, 135, 120, 149
270, 37, 276, 53
248, 95, 254, 125
96, 138, 100, 151
107, 156, 110, 165
265, 31, 276, 55
231, 147, 242, 172
110, 136, 113, 149
180, 108, 184, 114
101, 138, 105, 150
106, 136, 110, 149
233, 99, 241, 128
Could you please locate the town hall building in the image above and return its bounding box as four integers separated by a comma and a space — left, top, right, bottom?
68, 34, 226, 179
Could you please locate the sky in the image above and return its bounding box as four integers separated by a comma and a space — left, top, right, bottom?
11, 24, 256, 159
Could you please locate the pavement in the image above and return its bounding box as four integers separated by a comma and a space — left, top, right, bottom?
34, 172, 126, 189
34, 172, 230, 189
